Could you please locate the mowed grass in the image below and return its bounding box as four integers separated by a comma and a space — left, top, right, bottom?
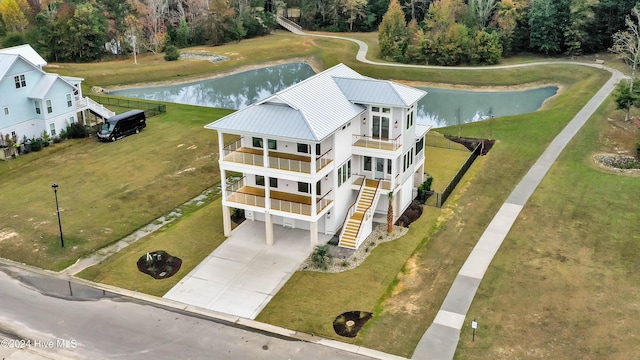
454, 98, 640, 359
0, 103, 231, 270
257, 62, 611, 355
77, 200, 227, 297
49, 32, 324, 91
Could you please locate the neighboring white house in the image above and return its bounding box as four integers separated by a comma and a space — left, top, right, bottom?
206, 63, 430, 250
0, 44, 114, 145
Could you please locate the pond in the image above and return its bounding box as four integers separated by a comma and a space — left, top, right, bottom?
110, 62, 557, 129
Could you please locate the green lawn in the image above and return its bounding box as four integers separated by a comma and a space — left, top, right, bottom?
256, 62, 611, 356
77, 200, 228, 297
0, 103, 231, 270
454, 97, 640, 359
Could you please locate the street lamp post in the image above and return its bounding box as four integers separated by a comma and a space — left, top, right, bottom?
51, 183, 64, 248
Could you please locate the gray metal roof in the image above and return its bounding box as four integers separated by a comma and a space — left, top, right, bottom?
0, 54, 18, 79
415, 124, 432, 139
0, 44, 47, 67
333, 77, 426, 107
28, 74, 59, 100
206, 64, 425, 141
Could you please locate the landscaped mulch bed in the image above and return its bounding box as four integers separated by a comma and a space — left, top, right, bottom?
333, 311, 373, 338
136, 250, 182, 279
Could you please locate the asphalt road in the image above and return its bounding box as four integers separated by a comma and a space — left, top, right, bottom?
0, 265, 370, 360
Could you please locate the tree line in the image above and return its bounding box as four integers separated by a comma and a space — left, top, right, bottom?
378, 0, 637, 65
0, 0, 636, 64
0, 0, 277, 62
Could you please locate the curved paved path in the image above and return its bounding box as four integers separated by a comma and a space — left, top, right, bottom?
280, 21, 626, 359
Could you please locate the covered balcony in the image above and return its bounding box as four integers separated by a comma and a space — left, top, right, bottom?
222, 139, 333, 174
225, 177, 333, 216
352, 134, 402, 151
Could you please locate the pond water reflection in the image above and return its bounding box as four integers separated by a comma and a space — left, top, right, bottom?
111, 62, 557, 129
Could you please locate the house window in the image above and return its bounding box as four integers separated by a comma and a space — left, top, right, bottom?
66, 94, 72, 107
11, 131, 16, 138
3, 107, 8, 116
364, 156, 372, 171
338, 159, 351, 187
35, 101, 41, 114
382, 107, 391, 114
298, 182, 309, 193
316, 180, 322, 196
387, 159, 392, 174
269, 177, 278, 188
252, 137, 263, 148
403, 149, 414, 172
316, 143, 321, 155
268, 139, 277, 150
14, 74, 26, 89
255, 175, 265, 186
46, 99, 53, 114
50, 123, 56, 136
297, 143, 309, 154
416, 137, 424, 154
372, 106, 379, 112
69, 116, 75, 124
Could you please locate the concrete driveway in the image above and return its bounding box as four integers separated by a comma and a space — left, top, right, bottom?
164, 221, 332, 319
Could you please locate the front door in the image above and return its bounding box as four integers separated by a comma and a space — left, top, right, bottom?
375, 158, 385, 179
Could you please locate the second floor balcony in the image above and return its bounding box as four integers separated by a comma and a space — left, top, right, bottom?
222, 139, 332, 174
225, 177, 333, 216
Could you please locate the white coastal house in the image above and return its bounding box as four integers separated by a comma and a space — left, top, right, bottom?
0, 44, 114, 146
206, 63, 430, 249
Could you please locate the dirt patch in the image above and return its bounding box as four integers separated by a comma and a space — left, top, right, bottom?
0, 229, 18, 242
445, 136, 495, 155
333, 311, 373, 338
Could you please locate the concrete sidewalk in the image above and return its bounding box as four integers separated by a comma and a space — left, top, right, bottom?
164, 221, 332, 319
411, 68, 624, 359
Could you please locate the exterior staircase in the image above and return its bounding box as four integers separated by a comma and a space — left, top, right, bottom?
276, 16, 304, 34
339, 179, 381, 249
76, 97, 115, 120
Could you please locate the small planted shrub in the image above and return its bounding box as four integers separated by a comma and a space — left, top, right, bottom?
41, 131, 51, 147
311, 245, 332, 270
416, 176, 434, 203
53, 136, 62, 144
67, 123, 89, 138
30, 138, 43, 152
59, 127, 68, 140
164, 45, 180, 61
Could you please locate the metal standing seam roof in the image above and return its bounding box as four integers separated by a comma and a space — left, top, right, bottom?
27, 74, 74, 100
0, 44, 47, 68
205, 63, 426, 141
333, 77, 426, 107
0, 54, 19, 80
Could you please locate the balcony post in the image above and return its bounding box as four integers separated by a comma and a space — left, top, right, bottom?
309, 220, 318, 249
217, 131, 225, 164
311, 181, 317, 215
222, 205, 232, 237
311, 142, 316, 174
262, 137, 268, 168
265, 212, 274, 245
265, 176, 271, 210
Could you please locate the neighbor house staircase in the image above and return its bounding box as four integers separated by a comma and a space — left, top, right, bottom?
76, 97, 115, 120
338, 179, 381, 249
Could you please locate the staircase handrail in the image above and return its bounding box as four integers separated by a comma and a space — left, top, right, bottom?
351, 180, 382, 248
339, 175, 366, 240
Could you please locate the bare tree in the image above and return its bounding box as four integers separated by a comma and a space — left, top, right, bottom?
469, 0, 497, 29
610, 4, 640, 121
402, 0, 427, 22
144, 0, 169, 53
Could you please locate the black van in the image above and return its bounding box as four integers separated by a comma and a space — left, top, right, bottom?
97, 110, 146, 142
